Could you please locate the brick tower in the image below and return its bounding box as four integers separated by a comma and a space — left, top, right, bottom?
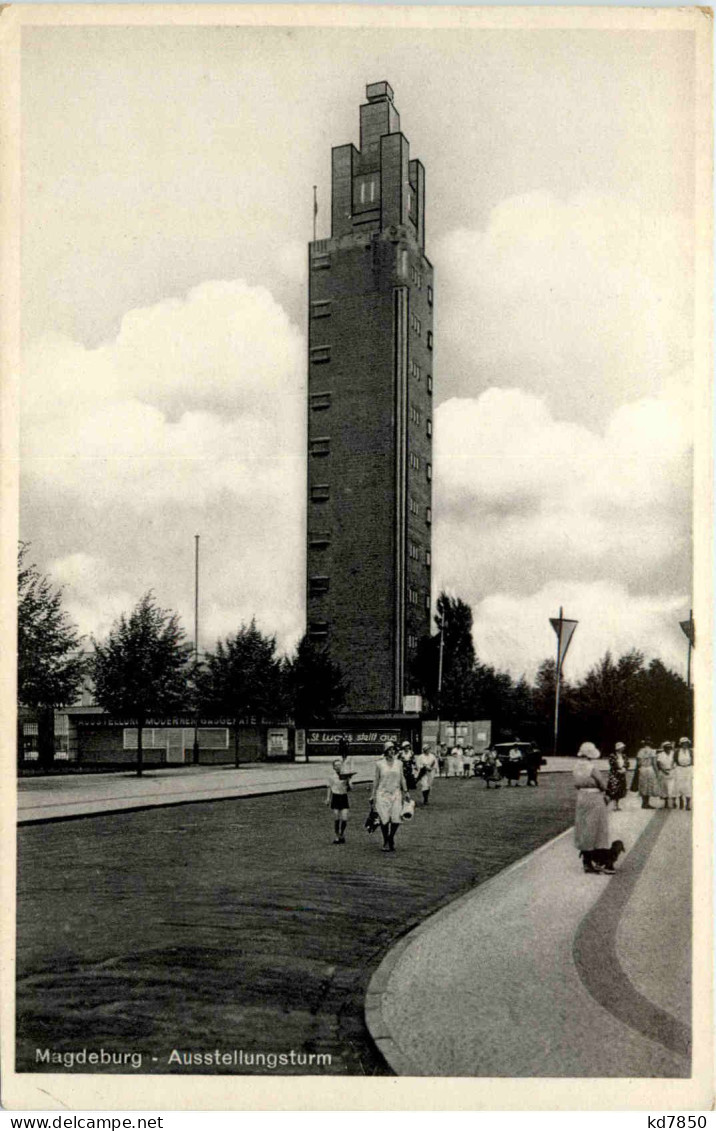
307, 82, 433, 721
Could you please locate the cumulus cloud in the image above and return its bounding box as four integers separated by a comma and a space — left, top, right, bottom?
432, 385, 692, 676
22, 279, 306, 653
434, 192, 693, 423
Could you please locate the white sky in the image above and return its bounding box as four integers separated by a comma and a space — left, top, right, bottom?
20, 21, 696, 680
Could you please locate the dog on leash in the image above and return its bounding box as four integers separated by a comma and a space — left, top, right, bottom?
581, 840, 625, 874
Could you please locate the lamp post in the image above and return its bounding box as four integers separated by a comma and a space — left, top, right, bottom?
192, 534, 200, 765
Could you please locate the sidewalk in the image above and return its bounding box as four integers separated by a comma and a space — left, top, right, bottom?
16, 756, 577, 824
365, 796, 691, 1077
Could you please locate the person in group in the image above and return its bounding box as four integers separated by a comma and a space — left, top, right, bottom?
504, 741, 523, 787
337, 737, 354, 777
656, 741, 677, 809
398, 740, 418, 790
436, 743, 447, 777
635, 737, 659, 809
483, 747, 502, 789
673, 737, 693, 811
573, 742, 611, 873
415, 744, 438, 805
370, 741, 410, 852
325, 758, 350, 844
524, 744, 542, 787
462, 745, 474, 777
606, 741, 629, 810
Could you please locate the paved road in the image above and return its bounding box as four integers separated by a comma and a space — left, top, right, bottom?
16, 774, 578, 1074
17, 758, 579, 824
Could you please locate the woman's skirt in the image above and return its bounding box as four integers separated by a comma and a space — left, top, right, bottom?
374, 789, 403, 824
673, 764, 693, 798
659, 771, 677, 799
638, 764, 660, 798
574, 789, 610, 851
330, 792, 349, 811
419, 769, 435, 791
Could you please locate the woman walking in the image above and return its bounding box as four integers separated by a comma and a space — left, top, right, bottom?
656, 741, 677, 809
370, 741, 410, 852
415, 745, 438, 805
574, 742, 611, 874
636, 738, 659, 809
674, 737, 693, 810
606, 742, 628, 810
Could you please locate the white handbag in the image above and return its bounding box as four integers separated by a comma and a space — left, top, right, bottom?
401, 797, 416, 821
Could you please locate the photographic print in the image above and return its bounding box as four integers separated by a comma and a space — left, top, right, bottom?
1, 4, 712, 1111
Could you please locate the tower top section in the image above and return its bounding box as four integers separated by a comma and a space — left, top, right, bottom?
329, 82, 425, 253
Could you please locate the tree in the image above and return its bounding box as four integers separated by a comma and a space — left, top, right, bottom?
285, 635, 348, 733
91, 592, 190, 776
195, 620, 283, 766
638, 659, 690, 746
434, 592, 476, 737
17, 543, 86, 767
572, 650, 646, 751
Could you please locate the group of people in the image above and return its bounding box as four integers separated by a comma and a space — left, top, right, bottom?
573, 736, 694, 875
634, 737, 694, 810
325, 738, 439, 853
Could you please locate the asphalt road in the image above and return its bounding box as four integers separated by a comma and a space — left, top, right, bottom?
17, 773, 576, 1075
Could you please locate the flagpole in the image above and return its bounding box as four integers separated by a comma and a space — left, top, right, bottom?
436, 609, 445, 746
313, 185, 317, 242
553, 606, 563, 758
192, 534, 200, 765
686, 607, 693, 691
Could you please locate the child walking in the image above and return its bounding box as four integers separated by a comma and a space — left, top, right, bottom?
326, 758, 350, 844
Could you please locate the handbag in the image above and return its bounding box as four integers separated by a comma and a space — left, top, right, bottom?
401, 797, 416, 821
364, 806, 381, 834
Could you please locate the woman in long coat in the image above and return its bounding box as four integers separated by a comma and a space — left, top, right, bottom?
415, 745, 438, 805
574, 742, 610, 873
673, 737, 693, 810
636, 740, 659, 809
606, 742, 628, 810
371, 742, 410, 852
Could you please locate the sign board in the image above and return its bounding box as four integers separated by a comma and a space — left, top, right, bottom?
267, 728, 289, 759
421, 720, 492, 751
295, 729, 306, 762
402, 695, 422, 714
307, 730, 400, 746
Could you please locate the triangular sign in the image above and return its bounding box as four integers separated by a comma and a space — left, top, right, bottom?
680, 618, 695, 647
550, 615, 578, 671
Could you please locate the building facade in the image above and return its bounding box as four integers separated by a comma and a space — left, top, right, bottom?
307, 82, 434, 717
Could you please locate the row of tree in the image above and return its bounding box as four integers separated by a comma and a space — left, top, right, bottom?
18, 544, 691, 770
413, 593, 692, 753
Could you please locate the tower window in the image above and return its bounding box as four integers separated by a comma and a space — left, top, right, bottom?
310, 345, 331, 364
410, 453, 420, 471
309, 437, 330, 457
309, 531, 331, 548
411, 361, 422, 381
409, 497, 419, 517
309, 621, 329, 638
411, 314, 422, 336
410, 406, 421, 426
426, 507, 432, 525
427, 374, 433, 395
311, 300, 332, 319
354, 173, 380, 207
311, 392, 331, 411
425, 594, 431, 610
409, 542, 420, 561
309, 576, 330, 595
427, 285, 433, 306
426, 549, 431, 566
407, 633, 418, 650
311, 484, 330, 501
311, 253, 330, 271
408, 587, 419, 606
427, 331, 433, 350
426, 463, 432, 482
426, 419, 432, 438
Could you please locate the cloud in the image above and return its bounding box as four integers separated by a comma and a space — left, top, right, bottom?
22, 279, 307, 653
434, 192, 693, 423
432, 385, 692, 676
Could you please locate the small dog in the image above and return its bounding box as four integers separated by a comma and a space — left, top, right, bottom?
581, 840, 625, 874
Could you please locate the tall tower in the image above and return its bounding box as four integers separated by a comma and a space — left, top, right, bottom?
307, 82, 433, 719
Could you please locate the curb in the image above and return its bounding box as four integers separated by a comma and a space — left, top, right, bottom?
363, 823, 575, 1075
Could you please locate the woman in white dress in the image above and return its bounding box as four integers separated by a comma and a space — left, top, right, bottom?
415, 745, 438, 805
656, 742, 677, 809
673, 737, 693, 810
573, 742, 610, 873
370, 742, 410, 852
